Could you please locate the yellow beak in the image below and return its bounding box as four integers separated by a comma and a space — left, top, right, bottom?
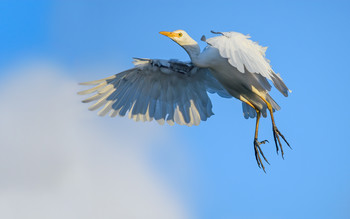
159, 31, 177, 38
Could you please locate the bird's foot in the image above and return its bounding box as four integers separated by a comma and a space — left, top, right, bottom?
254, 138, 270, 172
272, 125, 291, 159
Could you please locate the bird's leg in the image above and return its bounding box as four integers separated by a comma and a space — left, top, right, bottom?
241, 97, 270, 171
253, 110, 270, 172
259, 96, 291, 158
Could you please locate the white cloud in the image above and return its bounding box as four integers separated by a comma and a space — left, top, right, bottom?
0, 62, 191, 219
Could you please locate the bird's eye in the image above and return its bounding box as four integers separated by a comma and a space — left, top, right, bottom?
178, 33, 183, 37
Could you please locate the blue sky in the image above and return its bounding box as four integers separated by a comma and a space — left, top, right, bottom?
1, 0, 350, 218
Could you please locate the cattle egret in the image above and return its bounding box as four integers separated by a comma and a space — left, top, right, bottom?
79, 30, 291, 171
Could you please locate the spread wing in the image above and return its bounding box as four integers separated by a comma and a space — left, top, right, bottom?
78, 58, 231, 126
204, 31, 290, 97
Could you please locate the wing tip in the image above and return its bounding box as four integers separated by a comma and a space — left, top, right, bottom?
132, 58, 151, 66
78, 82, 92, 86
210, 30, 223, 35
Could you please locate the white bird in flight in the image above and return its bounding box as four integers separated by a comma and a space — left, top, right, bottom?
79, 30, 291, 171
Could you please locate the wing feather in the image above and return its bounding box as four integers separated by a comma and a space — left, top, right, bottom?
206, 32, 273, 78
205, 31, 290, 96
79, 59, 228, 126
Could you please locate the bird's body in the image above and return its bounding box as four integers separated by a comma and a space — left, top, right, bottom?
198, 46, 270, 113
79, 30, 291, 171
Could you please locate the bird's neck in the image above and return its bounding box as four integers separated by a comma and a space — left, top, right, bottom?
182, 43, 210, 68
182, 43, 201, 63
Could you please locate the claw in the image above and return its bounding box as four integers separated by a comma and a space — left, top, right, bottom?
254, 139, 270, 172
260, 140, 269, 144
272, 125, 290, 159
274, 137, 278, 153
253, 96, 291, 168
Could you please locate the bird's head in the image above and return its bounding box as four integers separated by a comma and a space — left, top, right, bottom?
159, 30, 200, 61
159, 30, 197, 47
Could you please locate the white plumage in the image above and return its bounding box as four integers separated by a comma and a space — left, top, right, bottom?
79, 30, 291, 171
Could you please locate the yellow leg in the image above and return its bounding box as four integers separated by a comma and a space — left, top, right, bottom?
254, 110, 261, 140
253, 110, 270, 172
258, 95, 290, 158
241, 97, 270, 171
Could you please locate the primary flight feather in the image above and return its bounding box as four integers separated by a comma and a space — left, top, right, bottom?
79, 30, 291, 171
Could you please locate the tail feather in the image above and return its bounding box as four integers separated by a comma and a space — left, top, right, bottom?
266, 94, 280, 111
242, 94, 280, 119
242, 102, 257, 119
271, 73, 290, 97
